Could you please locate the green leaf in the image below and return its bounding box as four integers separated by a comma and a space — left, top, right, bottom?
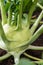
18, 58, 36, 65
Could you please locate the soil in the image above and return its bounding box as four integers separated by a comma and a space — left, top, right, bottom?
0, 10, 43, 65
0, 49, 14, 65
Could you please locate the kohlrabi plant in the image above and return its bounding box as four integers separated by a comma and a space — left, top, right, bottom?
0, 0, 43, 65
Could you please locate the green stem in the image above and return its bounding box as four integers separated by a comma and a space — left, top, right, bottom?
8, 7, 12, 25
18, 0, 23, 29
28, 25, 43, 45
28, 45, 43, 50
0, 36, 7, 49
24, 53, 43, 64
14, 56, 20, 65
24, 52, 42, 61
31, 19, 43, 25
0, 22, 9, 45
27, 0, 38, 28
0, 0, 7, 25
13, 53, 20, 65
0, 53, 11, 61
37, 3, 43, 9
31, 10, 43, 34
34, 60, 43, 64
